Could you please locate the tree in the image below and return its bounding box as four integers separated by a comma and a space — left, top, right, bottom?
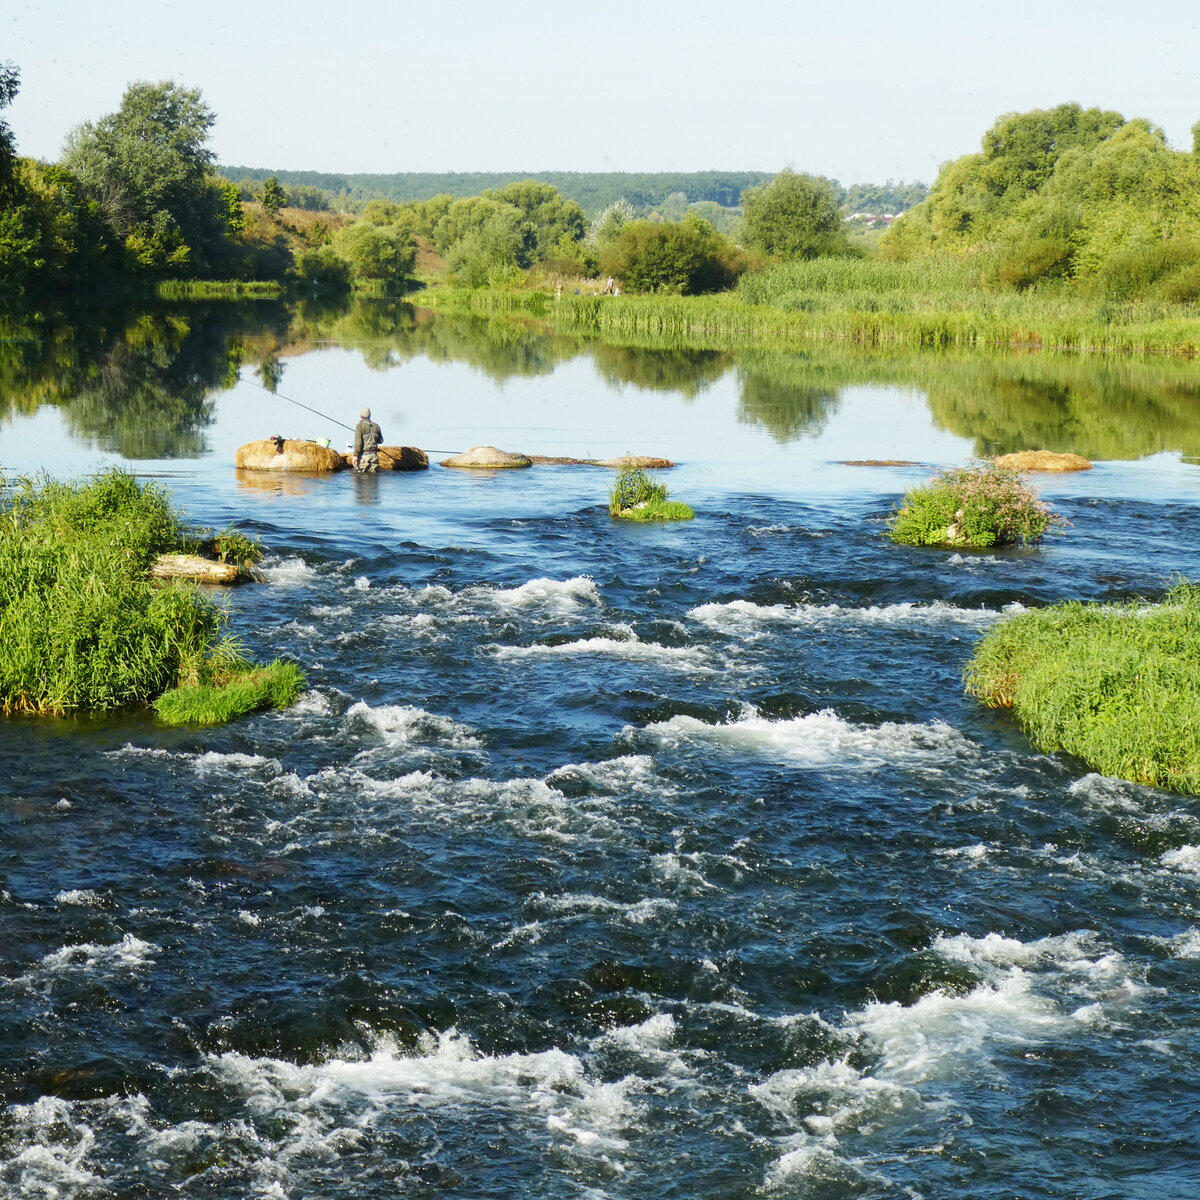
598, 214, 743, 294
0, 61, 19, 193
740, 170, 847, 259
63, 81, 225, 274
334, 220, 416, 285
258, 175, 286, 219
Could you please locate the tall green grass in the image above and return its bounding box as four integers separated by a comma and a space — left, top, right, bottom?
964, 583, 1200, 794
549, 258, 1200, 356
0, 470, 301, 721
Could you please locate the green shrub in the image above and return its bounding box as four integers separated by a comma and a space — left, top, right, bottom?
608, 463, 668, 512
607, 463, 693, 521
964, 583, 1200, 794
598, 215, 743, 295
887, 462, 1064, 548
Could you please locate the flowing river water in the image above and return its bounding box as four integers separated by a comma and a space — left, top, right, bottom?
2, 299, 1200, 1198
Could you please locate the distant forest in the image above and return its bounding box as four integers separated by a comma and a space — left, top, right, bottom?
217, 169, 928, 216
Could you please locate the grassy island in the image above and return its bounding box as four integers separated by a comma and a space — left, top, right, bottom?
965, 583, 1200, 794
888, 462, 1064, 548
608, 463, 693, 522
0, 470, 303, 724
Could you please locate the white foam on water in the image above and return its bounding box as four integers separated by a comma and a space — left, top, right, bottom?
0, 1095, 100, 1196
288, 690, 331, 717
1160, 845, 1200, 874
544, 754, 665, 796
529, 891, 675, 925
345, 701, 481, 750
55, 889, 100, 906
642, 707, 975, 771
688, 597, 1016, 634
490, 632, 715, 673
259, 556, 318, 585
934, 843, 990, 861
757, 927, 1143, 1189
308, 604, 352, 619
193, 751, 282, 777
353, 576, 371, 590
1168, 928, 1200, 958
38, 933, 160, 976
210, 1027, 634, 1157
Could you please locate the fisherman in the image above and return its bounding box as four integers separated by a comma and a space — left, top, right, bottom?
352, 406, 383, 473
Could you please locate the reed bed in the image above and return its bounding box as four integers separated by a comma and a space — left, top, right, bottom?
964, 583, 1200, 795
547, 260, 1200, 357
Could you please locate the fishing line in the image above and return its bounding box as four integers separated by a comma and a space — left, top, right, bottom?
241, 376, 461, 456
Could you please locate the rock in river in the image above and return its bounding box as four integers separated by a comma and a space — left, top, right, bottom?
440, 446, 533, 469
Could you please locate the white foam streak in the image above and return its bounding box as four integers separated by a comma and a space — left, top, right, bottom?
491, 633, 713, 672
259, 556, 317, 585
644, 708, 974, 769
39, 934, 159, 975
688, 597, 1019, 634
346, 701, 481, 749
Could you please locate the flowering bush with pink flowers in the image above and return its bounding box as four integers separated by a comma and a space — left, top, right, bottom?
887, 462, 1066, 548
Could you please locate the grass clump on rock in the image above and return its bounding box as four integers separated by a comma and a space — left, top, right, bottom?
608, 463, 693, 522
887, 461, 1063, 548
964, 582, 1200, 794
0, 470, 302, 723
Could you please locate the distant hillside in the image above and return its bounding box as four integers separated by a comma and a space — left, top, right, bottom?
218, 169, 776, 214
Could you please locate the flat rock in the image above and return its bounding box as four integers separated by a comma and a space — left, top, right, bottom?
440, 445, 532, 469
840, 459, 924, 467
994, 450, 1092, 472
151, 554, 243, 585
341, 445, 429, 471
234, 439, 346, 472
593, 455, 676, 469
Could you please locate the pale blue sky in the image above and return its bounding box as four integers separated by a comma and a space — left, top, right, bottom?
5, 0, 1198, 185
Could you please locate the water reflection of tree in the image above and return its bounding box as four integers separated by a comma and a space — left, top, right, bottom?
734, 350, 840, 442
924, 358, 1200, 460
1, 300, 292, 460
590, 344, 732, 397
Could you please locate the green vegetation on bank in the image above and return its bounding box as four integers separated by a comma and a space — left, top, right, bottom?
0, 470, 301, 721
965, 584, 1200, 795
887, 463, 1064, 548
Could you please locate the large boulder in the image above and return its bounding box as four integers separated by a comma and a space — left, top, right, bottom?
994, 450, 1092, 472
341, 446, 429, 471
234, 439, 346, 472
440, 445, 532, 469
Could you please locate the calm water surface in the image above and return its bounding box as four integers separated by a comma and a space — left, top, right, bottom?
2, 301, 1200, 1198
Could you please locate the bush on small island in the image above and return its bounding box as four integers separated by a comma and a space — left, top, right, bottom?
608, 463, 694, 522
0, 470, 302, 723
964, 583, 1200, 795
887, 462, 1064, 548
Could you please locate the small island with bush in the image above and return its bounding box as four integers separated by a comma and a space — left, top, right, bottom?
0, 470, 303, 725
887, 462, 1064, 549
608, 462, 694, 522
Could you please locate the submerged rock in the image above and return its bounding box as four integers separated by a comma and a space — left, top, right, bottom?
994, 450, 1092, 472
594, 455, 676, 469
341, 446, 429, 471
440, 445, 533, 469
234, 438, 346, 472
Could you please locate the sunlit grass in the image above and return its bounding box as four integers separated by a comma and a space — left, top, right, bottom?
965, 583, 1200, 794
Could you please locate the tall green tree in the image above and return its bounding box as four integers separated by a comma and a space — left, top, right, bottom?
258, 175, 286, 219
0, 61, 18, 193
63, 81, 228, 274
740, 170, 848, 259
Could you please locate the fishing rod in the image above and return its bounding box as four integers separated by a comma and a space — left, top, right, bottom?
242, 376, 461, 458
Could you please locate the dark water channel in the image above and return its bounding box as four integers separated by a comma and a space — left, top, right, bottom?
2, 299, 1200, 1198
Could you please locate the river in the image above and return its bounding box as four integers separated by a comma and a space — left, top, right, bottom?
1, 298, 1199, 1198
